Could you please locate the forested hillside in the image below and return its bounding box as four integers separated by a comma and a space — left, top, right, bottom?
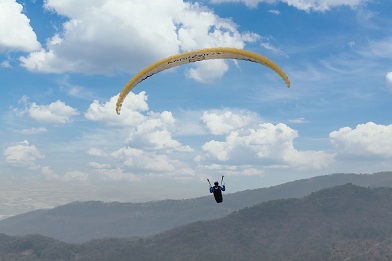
1, 184, 392, 260
1, 171, 392, 243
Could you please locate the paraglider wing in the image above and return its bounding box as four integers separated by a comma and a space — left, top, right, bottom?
116, 47, 290, 114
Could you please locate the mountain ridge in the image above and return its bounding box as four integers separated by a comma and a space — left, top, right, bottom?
2, 183, 392, 260
1, 171, 392, 243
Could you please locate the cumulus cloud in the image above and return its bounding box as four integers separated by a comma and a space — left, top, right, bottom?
85, 92, 148, 127
88, 162, 111, 169
202, 123, 332, 169
17, 96, 79, 124
127, 111, 192, 152
202, 110, 258, 135
41, 166, 58, 180
4, 140, 44, 169
0, 0, 41, 52
112, 147, 177, 172
209, 0, 367, 12
42, 161, 134, 182
20, 0, 258, 82
94, 167, 139, 182
42, 166, 89, 181
28, 100, 78, 124
109, 146, 195, 180
186, 60, 229, 83
386, 72, 392, 91
330, 122, 392, 160
86, 92, 191, 152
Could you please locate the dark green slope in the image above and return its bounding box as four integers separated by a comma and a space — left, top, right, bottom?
126, 184, 392, 261
2, 184, 392, 260
1, 171, 392, 243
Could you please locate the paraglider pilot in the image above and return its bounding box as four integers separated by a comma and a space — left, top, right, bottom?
209, 179, 225, 203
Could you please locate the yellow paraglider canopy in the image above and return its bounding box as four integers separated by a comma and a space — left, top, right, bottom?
116, 47, 290, 114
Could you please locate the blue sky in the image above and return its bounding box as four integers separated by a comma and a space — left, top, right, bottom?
1, 0, 392, 218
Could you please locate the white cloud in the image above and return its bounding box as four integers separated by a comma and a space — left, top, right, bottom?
360, 37, 392, 58
41, 159, 135, 184
14, 127, 47, 135
202, 110, 258, 135
85, 92, 148, 127
41, 166, 89, 181
94, 167, 139, 182
289, 117, 308, 124
268, 9, 280, 15
127, 111, 192, 152
85, 92, 192, 153
112, 147, 177, 172
87, 148, 108, 157
386, 72, 392, 91
28, 100, 78, 124
284, 0, 367, 12
208, 0, 262, 8
64, 170, 89, 181
209, 0, 368, 12
41, 166, 59, 180
20, 0, 258, 82
330, 122, 392, 160
259, 36, 288, 57
17, 97, 79, 124
1, 60, 12, 68
57, 77, 95, 100
3, 140, 44, 169
110, 147, 141, 167
202, 123, 332, 169
186, 59, 229, 83
109, 147, 195, 180
202, 139, 230, 161
348, 41, 355, 48
203, 165, 263, 177
88, 162, 111, 169
174, 110, 207, 136
260, 42, 287, 57
0, 0, 41, 52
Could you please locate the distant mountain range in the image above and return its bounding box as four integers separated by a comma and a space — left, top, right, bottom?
0, 171, 392, 244
2, 183, 392, 260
